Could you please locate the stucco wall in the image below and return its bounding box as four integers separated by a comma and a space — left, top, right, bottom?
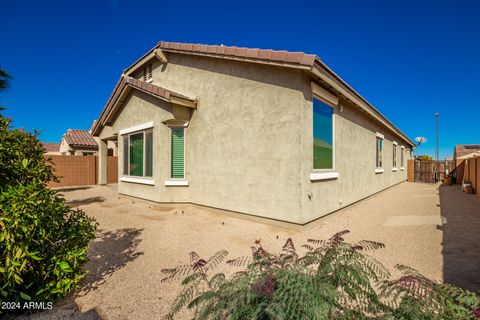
102, 55, 306, 222
299, 88, 413, 223
98, 53, 413, 224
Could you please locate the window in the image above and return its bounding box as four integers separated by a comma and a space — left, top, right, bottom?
82, 152, 94, 156
393, 144, 397, 168
401, 146, 405, 168
171, 127, 185, 179
122, 129, 153, 177
376, 135, 383, 168
143, 64, 153, 82
313, 98, 334, 170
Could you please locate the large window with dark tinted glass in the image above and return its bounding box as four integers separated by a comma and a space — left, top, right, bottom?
122, 129, 153, 177
313, 98, 334, 169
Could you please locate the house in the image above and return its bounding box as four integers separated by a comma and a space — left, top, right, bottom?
92, 41, 415, 224
41, 142, 61, 155
60, 129, 98, 156
453, 144, 480, 185
454, 144, 480, 162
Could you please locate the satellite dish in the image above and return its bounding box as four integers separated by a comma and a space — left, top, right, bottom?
415, 137, 427, 145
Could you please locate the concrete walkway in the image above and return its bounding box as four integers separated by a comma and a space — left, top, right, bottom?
25, 182, 479, 319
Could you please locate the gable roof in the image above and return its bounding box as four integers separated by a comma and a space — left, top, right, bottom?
93, 41, 415, 147
63, 129, 98, 148
41, 142, 60, 153
455, 144, 480, 159
91, 76, 196, 135
157, 41, 317, 68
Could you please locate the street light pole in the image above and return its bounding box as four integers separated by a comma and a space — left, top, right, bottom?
435, 112, 439, 161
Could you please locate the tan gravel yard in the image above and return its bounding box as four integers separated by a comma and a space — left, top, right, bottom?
23, 182, 480, 319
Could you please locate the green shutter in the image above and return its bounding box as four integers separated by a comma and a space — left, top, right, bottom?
171, 128, 185, 179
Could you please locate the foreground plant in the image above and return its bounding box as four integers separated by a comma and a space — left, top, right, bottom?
0, 93, 97, 310
162, 231, 479, 320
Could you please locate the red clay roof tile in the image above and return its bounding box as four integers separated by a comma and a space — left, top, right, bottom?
41, 142, 60, 153
63, 129, 98, 148
158, 41, 318, 68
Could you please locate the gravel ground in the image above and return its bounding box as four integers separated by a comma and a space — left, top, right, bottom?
20, 182, 479, 319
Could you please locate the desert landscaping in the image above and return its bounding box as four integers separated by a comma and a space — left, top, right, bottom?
20, 181, 479, 319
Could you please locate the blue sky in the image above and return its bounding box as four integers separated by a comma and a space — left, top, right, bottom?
1, 0, 479, 159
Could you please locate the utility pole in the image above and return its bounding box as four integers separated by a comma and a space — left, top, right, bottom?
435, 112, 439, 161
435, 112, 439, 183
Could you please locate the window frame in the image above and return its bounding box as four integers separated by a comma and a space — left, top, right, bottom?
164, 123, 189, 186
401, 145, 405, 170
392, 141, 398, 171
169, 126, 186, 180
121, 128, 153, 179
375, 132, 384, 173
312, 97, 336, 172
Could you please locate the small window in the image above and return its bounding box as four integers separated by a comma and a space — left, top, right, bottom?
143, 64, 153, 82
313, 98, 334, 170
171, 127, 185, 179
122, 129, 153, 177
376, 136, 383, 168
393, 144, 397, 168
401, 147, 405, 167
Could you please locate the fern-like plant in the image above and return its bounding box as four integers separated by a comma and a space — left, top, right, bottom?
162, 231, 479, 320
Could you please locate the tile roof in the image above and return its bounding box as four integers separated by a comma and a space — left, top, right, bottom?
126, 77, 194, 101
63, 129, 98, 148
158, 41, 317, 67
41, 142, 60, 153
92, 76, 196, 135
455, 144, 480, 158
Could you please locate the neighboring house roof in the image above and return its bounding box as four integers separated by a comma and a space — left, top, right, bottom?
454, 144, 480, 159
92, 41, 416, 147
41, 142, 60, 153
63, 129, 98, 148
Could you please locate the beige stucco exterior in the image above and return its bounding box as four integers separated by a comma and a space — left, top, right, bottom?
96, 52, 414, 224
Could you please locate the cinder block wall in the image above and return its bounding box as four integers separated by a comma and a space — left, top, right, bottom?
46, 155, 97, 187
45, 155, 118, 187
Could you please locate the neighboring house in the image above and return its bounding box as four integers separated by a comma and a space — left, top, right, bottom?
453, 144, 480, 184
60, 129, 98, 156
454, 144, 480, 162
92, 41, 415, 224
41, 142, 61, 155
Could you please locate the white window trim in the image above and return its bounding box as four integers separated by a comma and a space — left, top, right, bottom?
310, 171, 339, 181
392, 167, 398, 172
120, 176, 155, 185
121, 127, 153, 179
376, 133, 384, 169
167, 123, 188, 182
119, 122, 153, 135
393, 141, 398, 145
401, 145, 405, 168
164, 180, 189, 186
146, 78, 153, 83
312, 97, 336, 173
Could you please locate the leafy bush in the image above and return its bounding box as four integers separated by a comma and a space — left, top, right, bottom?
0, 104, 97, 308
162, 231, 479, 320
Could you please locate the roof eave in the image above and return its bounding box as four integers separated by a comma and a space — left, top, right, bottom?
310, 59, 416, 148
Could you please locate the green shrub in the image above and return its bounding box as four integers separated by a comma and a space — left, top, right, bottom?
162, 231, 479, 320
0, 108, 97, 308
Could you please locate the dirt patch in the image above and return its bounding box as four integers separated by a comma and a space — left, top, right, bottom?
22, 182, 479, 319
